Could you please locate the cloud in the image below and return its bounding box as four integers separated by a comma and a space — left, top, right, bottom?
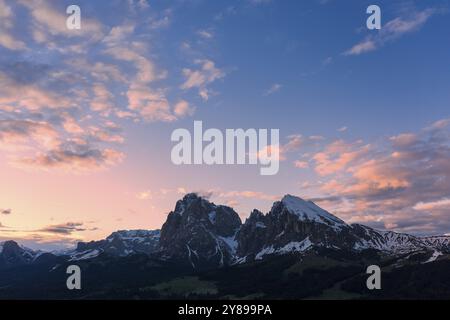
429, 118, 450, 130
1, 209, 12, 215
18, 0, 104, 42
257, 134, 321, 164
90, 83, 115, 114
136, 190, 152, 200
264, 83, 282, 96
312, 140, 370, 176
197, 29, 214, 39
0, 71, 72, 111
61, 114, 84, 134
282, 135, 303, 153
309, 118, 450, 234
0, 1, 211, 175
338, 126, 348, 132
13, 140, 125, 172
69, 58, 128, 83
0, 118, 125, 172
248, 0, 272, 5
88, 127, 124, 144
344, 9, 436, 55
0, 0, 26, 50
174, 100, 195, 117
105, 45, 161, 84
217, 190, 279, 202
104, 37, 185, 122
127, 0, 151, 12
322, 57, 333, 66
102, 24, 136, 46
345, 40, 376, 56
126, 85, 177, 122
413, 198, 450, 211
294, 160, 309, 169
0, 221, 98, 249
181, 59, 225, 101
0, 33, 26, 51
0, 119, 60, 150
38, 222, 87, 235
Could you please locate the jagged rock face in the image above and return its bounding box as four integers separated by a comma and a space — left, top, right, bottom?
74, 229, 160, 258
236, 209, 268, 256
0, 241, 37, 268
237, 195, 359, 260
351, 224, 423, 252
422, 236, 450, 252
352, 224, 450, 253
159, 193, 241, 269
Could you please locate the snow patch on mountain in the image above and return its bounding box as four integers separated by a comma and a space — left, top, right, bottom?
218, 234, 238, 255
352, 224, 450, 254
69, 249, 101, 261
281, 195, 347, 230
255, 237, 313, 260
424, 250, 443, 263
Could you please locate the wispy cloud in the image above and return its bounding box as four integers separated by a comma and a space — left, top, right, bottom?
197, 29, 214, 39
217, 190, 279, 202
344, 8, 437, 55
181, 59, 225, 101
248, 0, 272, 5
264, 83, 282, 96
0, 221, 98, 250
38, 222, 87, 235
414, 198, 450, 211
13, 141, 125, 173
1, 209, 12, 215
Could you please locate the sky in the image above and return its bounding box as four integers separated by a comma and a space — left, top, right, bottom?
0, 0, 450, 250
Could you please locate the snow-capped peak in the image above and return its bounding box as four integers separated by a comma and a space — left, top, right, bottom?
281, 194, 347, 228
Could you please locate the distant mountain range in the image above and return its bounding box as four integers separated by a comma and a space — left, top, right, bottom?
1, 193, 450, 299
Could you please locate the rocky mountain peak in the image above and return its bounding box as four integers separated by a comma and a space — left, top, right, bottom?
72, 229, 161, 259
279, 194, 347, 229
0, 241, 37, 268
159, 193, 241, 269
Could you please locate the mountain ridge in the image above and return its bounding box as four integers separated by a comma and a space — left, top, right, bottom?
1, 193, 449, 270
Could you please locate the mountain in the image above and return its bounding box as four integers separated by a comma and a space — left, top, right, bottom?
236, 195, 357, 262
352, 224, 450, 257
1, 193, 450, 299
0, 241, 40, 269
57, 193, 450, 269
3, 193, 450, 268
159, 193, 241, 269
65, 229, 161, 260
236, 195, 450, 263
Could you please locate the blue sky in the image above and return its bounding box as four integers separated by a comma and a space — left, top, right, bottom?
0, 0, 450, 249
